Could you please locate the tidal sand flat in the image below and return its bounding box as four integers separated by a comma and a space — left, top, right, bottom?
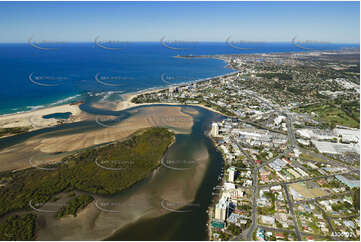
107, 106, 225, 241
35, 128, 210, 241
32, 106, 194, 153
90, 90, 165, 112
0, 128, 175, 240
0, 106, 194, 172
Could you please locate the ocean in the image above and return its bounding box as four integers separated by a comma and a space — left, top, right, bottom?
0, 42, 357, 115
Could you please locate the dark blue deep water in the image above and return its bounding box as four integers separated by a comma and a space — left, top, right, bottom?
0, 42, 357, 115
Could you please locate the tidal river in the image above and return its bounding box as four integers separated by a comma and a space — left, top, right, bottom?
106, 105, 226, 241
0, 104, 226, 241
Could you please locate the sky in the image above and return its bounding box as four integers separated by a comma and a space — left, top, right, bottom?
0, 1, 359, 43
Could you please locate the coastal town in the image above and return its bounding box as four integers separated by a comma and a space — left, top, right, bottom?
132, 49, 360, 241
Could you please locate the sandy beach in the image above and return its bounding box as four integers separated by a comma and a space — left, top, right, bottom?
0, 103, 83, 135
93, 88, 229, 117
0, 80, 227, 140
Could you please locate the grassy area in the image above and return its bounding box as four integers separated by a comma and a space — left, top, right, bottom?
300, 153, 325, 163
56, 194, 94, 218
292, 101, 360, 128
0, 127, 30, 137
0, 214, 37, 240
0, 127, 174, 217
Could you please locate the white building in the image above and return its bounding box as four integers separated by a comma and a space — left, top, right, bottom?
215, 195, 228, 221
333, 128, 360, 143
260, 215, 275, 225
224, 182, 236, 190
274, 115, 286, 126
312, 140, 359, 154
211, 122, 219, 137
228, 166, 236, 182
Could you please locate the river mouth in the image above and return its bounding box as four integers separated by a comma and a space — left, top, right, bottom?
0, 103, 225, 241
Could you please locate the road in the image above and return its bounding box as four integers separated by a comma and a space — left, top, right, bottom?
313, 202, 337, 235
246, 165, 258, 240
243, 119, 288, 135
282, 184, 302, 240
233, 141, 259, 241
286, 114, 297, 148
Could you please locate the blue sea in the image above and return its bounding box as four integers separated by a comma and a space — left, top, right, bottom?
0, 42, 357, 115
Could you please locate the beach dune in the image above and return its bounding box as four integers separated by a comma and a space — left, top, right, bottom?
0, 103, 82, 133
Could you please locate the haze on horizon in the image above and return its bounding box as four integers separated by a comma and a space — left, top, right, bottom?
0, 1, 359, 44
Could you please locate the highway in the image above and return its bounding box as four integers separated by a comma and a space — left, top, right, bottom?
234, 141, 259, 241
246, 165, 258, 240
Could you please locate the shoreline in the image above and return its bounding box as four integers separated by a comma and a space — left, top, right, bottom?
0, 102, 84, 138
0, 93, 83, 118
207, 130, 227, 241
110, 70, 239, 116
0, 70, 236, 137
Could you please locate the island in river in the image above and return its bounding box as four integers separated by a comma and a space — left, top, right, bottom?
0, 127, 174, 240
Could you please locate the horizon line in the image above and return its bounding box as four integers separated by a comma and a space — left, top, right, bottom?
0, 41, 360, 45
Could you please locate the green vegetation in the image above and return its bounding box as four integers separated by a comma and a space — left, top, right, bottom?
0, 127, 174, 217
292, 100, 360, 128
352, 188, 360, 210
275, 220, 283, 229
0, 214, 37, 240
237, 204, 252, 211
0, 127, 30, 137
219, 231, 231, 241
57, 194, 94, 218
258, 191, 276, 215
227, 223, 240, 235
331, 201, 353, 212
256, 72, 293, 81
